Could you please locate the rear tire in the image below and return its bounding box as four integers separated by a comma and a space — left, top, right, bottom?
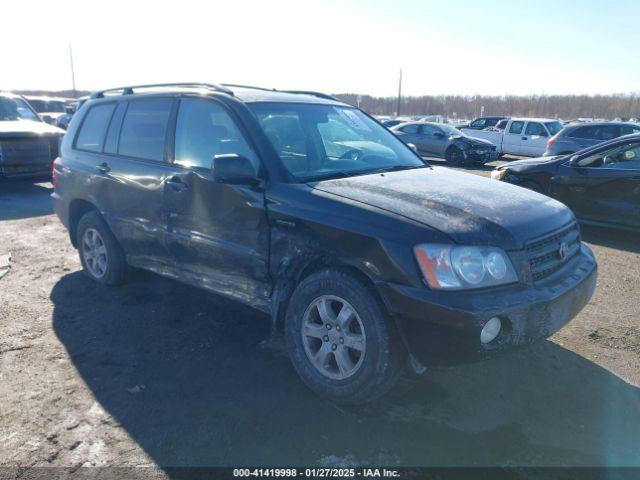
76, 211, 128, 285
285, 268, 405, 404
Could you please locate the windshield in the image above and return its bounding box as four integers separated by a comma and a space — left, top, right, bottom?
0, 97, 41, 122
545, 121, 563, 136
28, 99, 66, 113
249, 103, 427, 181
439, 124, 465, 136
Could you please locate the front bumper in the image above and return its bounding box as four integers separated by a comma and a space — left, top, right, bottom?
464, 148, 500, 163
378, 245, 597, 366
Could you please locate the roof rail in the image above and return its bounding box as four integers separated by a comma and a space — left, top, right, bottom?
279, 90, 340, 101
89, 83, 234, 99
221, 83, 275, 92
222, 84, 339, 102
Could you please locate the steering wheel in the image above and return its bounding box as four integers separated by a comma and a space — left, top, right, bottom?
338, 149, 362, 161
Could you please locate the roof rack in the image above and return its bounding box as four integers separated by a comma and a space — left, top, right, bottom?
89, 83, 234, 99
221, 84, 339, 101
279, 90, 340, 101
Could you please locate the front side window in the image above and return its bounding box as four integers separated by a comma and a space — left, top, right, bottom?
420, 124, 440, 136
575, 142, 640, 169
525, 122, 547, 136
470, 119, 486, 128
249, 103, 426, 181
118, 99, 172, 161
174, 98, 257, 169
74, 103, 116, 152
400, 124, 420, 134
0, 97, 40, 122
595, 125, 619, 141
508, 121, 524, 134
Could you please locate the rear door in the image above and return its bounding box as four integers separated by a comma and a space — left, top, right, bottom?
551, 139, 640, 226
502, 120, 526, 155
163, 96, 271, 303
79, 98, 176, 266
521, 121, 549, 156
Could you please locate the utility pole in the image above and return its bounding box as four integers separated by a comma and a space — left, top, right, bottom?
396, 68, 402, 117
69, 44, 77, 98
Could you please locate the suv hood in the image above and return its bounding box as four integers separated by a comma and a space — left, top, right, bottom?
0, 120, 64, 136
310, 166, 573, 249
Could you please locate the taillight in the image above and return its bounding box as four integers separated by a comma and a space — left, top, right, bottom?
547, 135, 557, 149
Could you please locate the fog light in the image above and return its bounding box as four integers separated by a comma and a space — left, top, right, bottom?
481, 317, 502, 344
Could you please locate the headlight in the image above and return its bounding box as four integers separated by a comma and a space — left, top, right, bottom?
414, 244, 518, 290
490, 168, 507, 180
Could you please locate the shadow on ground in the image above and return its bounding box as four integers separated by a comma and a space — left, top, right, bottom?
51, 271, 640, 468
581, 224, 640, 254
0, 180, 53, 221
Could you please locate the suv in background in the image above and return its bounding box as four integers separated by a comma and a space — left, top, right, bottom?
53, 83, 597, 404
544, 121, 640, 156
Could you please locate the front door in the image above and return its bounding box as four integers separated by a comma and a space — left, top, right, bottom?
163, 96, 271, 304
418, 124, 447, 157
551, 140, 640, 227
521, 121, 549, 156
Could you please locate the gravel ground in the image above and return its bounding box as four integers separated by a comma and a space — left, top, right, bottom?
1, 173, 639, 471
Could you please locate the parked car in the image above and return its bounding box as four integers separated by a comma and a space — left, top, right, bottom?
491, 134, 640, 230
460, 116, 509, 130
54, 97, 88, 130
461, 118, 564, 157
53, 83, 597, 404
0, 92, 64, 179
381, 118, 405, 128
544, 121, 640, 156
391, 121, 498, 164
24, 95, 71, 125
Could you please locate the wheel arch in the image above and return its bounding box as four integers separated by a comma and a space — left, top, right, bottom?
67, 199, 101, 248
271, 256, 394, 334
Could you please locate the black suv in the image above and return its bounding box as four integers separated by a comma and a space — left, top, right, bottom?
53, 83, 597, 404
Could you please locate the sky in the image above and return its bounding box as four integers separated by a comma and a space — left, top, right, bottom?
2, 0, 638, 97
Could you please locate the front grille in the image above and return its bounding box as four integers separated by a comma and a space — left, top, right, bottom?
526, 222, 581, 282
0, 137, 55, 173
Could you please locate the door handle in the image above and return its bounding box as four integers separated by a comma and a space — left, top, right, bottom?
96, 162, 111, 174
166, 176, 188, 192
521, 137, 528, 140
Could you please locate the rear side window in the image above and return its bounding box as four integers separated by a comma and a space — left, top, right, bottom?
568, 125, 597, 139
621, 125, 640, 135
508, 121, 524, 134
75, 103, 116, 152
118, 99, 172, 161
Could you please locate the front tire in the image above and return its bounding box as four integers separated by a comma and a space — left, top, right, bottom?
285, 269, 404, 404
445, 146, 465, 166
76, 211, 128, 285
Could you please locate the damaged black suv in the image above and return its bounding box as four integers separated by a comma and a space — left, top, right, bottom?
53, 83, 597, 404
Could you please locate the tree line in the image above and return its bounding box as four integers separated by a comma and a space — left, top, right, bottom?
334, 93, 640, 120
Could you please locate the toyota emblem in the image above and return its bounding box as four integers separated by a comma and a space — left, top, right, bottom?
558, 242, 569, 260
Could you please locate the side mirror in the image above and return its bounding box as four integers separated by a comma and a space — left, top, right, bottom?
407, 143, 419, 154
568, 155, 580, 165
212, 154, 259, 185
